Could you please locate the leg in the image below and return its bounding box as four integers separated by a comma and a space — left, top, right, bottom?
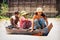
39, 18, 46, 29
34, 19, 41, 29
47, 23, 53, 32
7, 25, 14, 29
41, 23, 53, 36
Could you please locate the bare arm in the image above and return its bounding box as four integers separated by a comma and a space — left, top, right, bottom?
44, 17, 48, 26
31, 19, 34, 31
10, 18, 17, 27
30, 15, 36, 32
10, 18, 14, 25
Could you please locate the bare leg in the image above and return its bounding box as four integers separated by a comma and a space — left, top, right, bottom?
41, 23, 53, 33
47, 23, 53, 32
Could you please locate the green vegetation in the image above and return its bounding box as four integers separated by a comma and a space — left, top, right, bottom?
0, 3, 8, 15
0, 0, 9, 19
0, 16, 9, 19
56, 15, 60, 18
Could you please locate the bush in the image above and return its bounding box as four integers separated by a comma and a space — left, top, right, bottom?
56, 15, 60, 18
0, 16, 9, 19
0, 16, 3, 19
0, 3, 8, 16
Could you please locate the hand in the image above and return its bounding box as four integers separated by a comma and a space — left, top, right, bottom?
14, 24, 17, 27
29, 29, 33, 32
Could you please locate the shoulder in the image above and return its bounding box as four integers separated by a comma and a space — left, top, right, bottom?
20, 16, 25, 19
20, 16, 25, 20
33, 15, 37, 18
11, 15, 14, 18
33, 15, 37, 17
33, 15, 38, 20
11, 15, 15, 19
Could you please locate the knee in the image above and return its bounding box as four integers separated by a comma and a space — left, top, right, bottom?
40, 18, 44, 22
39, 18, 46, 24
34, 19, 38, 23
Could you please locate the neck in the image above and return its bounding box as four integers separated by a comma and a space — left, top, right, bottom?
38, 14, 41, 16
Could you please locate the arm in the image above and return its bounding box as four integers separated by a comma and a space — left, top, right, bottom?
31, 19, 34, 31
10, 18, 14, 25
30, 15, 36, 32
10, 18, 17, 27
44, 17, 48, 26
41, 13, 48, 26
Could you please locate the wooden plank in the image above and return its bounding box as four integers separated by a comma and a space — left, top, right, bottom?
6, 27, 42, 35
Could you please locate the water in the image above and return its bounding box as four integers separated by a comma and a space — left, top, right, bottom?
0, 18, 60, 40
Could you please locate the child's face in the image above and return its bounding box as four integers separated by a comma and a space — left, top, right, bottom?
37, 12, 42, 15
23, 14, 28, 18
23, 15, 26, 18
15, 14, 19, 17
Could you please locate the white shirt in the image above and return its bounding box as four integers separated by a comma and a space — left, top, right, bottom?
11, 15, 20, 27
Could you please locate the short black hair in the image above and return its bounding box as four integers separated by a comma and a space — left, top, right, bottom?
14, 11, 19, 15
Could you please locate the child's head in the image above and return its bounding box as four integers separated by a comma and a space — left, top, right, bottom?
21, 11, 28, 18
14, 11, 19, 17
35, 7, 43, 15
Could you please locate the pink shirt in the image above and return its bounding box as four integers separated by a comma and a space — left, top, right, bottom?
20, 16, 26, 28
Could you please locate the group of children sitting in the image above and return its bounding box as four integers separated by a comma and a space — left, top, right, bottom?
7, 7, 53, 36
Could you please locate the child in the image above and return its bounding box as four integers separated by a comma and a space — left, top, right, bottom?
8, 11, 20, 29
20, 11, 31, 29
30, 7, 53, 36
30, 7, 48, 33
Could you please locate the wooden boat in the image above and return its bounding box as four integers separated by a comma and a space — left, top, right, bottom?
6, 27, 42, 35
6, 25, 53, 36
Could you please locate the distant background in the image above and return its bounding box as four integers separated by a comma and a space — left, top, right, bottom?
0, 0, 60, 19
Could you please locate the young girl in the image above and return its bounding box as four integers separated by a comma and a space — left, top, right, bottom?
30, 7, 53, 36
32, 7, 48, 29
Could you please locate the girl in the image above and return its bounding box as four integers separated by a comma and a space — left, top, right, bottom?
30, 7, 53, 36
20, 11, 31, 29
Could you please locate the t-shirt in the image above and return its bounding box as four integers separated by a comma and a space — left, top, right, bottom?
20, 16, 26, 28
11, 15, 16, 20
11, 15, 19, 27
20, 16, 31, 29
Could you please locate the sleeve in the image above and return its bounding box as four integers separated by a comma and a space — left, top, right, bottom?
11, 16, 15, 20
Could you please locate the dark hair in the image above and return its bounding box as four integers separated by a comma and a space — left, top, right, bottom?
14, 11, 19, 15
35, 12, 46, 17
35, 12, 38, 15
41, 13, 46, 17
